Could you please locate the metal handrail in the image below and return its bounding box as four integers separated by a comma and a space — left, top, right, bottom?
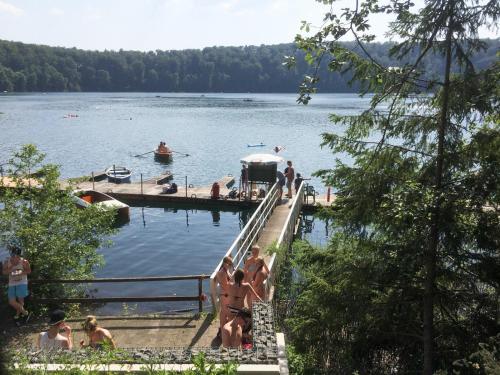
7, 275, 210, 312
209, 182, 280, 310
265, 181, 305, 300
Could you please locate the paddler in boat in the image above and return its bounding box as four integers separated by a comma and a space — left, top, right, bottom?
157, 141, 170, 154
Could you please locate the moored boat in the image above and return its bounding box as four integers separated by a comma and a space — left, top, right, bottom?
73, 189, 130, 221
105, 166, 131, 183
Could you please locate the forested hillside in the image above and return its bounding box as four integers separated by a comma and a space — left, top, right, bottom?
0, 39, 497, 92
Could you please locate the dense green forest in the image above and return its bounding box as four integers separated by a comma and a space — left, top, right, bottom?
0, 38, 498, 93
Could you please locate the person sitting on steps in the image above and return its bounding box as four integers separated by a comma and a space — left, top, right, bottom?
37, 309, 73, 350
80, 315, 116, 349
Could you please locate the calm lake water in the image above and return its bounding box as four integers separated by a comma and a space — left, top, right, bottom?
0, 92, 369, 313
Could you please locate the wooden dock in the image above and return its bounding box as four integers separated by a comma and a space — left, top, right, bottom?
67, 174, 248, 207
2, 174, 329, 210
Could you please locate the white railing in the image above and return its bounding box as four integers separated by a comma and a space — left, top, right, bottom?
210, 182, 280, 310
265, 181, 305, 301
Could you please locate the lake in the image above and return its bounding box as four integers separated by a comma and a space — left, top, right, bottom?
0, 92, 370, 313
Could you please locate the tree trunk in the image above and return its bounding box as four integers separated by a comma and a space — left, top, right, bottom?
423, 7, 454, 375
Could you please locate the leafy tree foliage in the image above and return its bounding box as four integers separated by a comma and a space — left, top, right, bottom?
0, 145, 116, 304
278, 0, 500, 374
0, 38, 497, 92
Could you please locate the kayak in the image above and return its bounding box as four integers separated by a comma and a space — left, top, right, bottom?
247, 143, 265, 147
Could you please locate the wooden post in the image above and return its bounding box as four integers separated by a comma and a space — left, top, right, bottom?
185, 176, 188, 198
91, 172, 95, 190
198, 277, 203, 313
140, 173, 143, 195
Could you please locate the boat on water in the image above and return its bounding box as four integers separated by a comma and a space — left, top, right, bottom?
154, 150, 173, 162
72, 189, 130, 221
105, 166, 131, 183
247, 142, 266, 147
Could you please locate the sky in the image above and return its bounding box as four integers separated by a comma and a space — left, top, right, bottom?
0, 0, 497, 52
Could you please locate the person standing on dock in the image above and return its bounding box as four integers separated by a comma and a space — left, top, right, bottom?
241, 164, 248, 197
277, 170, 286, 202
2, 243, 31, 324
250, 257, 269, 303
216, 256, 234, 332
226, 269, 262, 311
284, 160, 295, 198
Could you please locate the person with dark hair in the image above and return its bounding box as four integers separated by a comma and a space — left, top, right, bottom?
284, 160, 295, 198
2, 244, 31, 324
221, 307, 252, 348
277, 170, 286, 201
294, 173, 304, 194
80, 315, 116, 349
226, 269, 261, 311
37, 310, 73, 350
216, 256, 234, 331
241, 164, 248, 196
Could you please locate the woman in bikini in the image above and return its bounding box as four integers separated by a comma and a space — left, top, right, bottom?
250, 257, 269, 304
243, 245, 261, 282
215, 256, 234, 330
226, 269, 262, 312
80, 316, 116, 349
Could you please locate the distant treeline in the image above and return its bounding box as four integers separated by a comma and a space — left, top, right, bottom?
0, 39, 497, 93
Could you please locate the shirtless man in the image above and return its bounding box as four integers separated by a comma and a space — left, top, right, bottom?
215, 256, 234, 330
2, 244, 31, 324
284, 160, 295, 198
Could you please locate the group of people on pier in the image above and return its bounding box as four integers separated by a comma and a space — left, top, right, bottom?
215, 244, 269, 348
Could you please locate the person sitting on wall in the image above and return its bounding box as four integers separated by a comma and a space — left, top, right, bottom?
221, 307, 252, 348
80, 315, 116, 349
37, 309, 73, 350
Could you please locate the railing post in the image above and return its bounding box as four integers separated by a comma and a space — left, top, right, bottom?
91, 171, 95, 190
185, 176, 188, 198
198, 277, 203, 313
140, 173, 143, 195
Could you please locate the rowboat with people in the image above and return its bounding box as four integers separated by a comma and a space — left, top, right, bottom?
154, 141, 173, 162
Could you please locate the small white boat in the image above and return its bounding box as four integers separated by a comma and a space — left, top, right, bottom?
73, 189, 130, 221
105, 166, 131, 183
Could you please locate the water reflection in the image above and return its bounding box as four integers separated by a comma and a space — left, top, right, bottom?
299, 213, 331, 247
211, 210, 220, 226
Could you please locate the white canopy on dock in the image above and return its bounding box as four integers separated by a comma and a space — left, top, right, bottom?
240, 153, 284, 165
